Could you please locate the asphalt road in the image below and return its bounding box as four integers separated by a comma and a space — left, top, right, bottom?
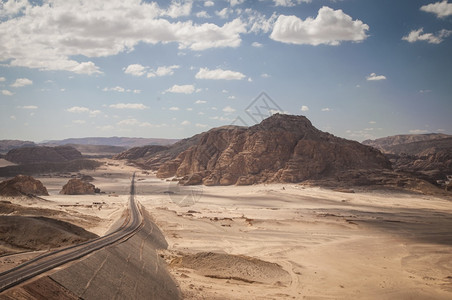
0, 172, 143, 293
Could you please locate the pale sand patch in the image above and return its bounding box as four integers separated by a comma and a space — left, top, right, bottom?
0, 159, 16, 168
138, 179, 452, 299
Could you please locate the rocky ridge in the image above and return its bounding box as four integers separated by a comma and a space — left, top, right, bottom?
5, 145, 82, 165
154, 114, 391, 185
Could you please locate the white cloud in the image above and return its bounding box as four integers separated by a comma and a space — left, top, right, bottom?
161, 1, 192, 18
2, 89, 14, 96
204, 1, 214, 7
229, 0, 245, 6
252, 42, 263, 47
270, 6, 369, 46
149, 65, 180, 77
195, 100, 207, 104
0, 77, 5, 82
181, 120, 191, 126
420, 1, 452, 18
109, 103, 148, 110
11, 78, 32, 88
166, 84, 195, 94
402, 28, 452, 44
196, 11, 210, 18
73, 120, 86, 124
67, 106, 90, 113
169, 106, 180, 111
261, 73, 271, 78
0, 1, 246, 74
124, 64, 147, 77
195, 123, 208, 128
301, 105, 309, 111
366, 73, 386, 81
67, 106, 101, 117
228, 95, 236, 100
222, 106, 236, 113
244, 9, 278, 34
118, 118, 140, 126
195, 67, 246, 80
10, 115, 16, 120
18, 105, 38, 109
103, 86, 125, 92
409, 129, 429, 134
216, 7, 233, 19
369, 121, 377, 124
321, 108, 330, 111
273, 0, 311, 7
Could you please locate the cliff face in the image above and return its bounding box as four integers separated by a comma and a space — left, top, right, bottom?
0, 175, 49, 197
5, 145, 82, 164
156, 114, 391, 185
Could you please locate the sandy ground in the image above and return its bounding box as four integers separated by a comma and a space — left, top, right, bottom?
135, 176, 452, 299
2, 159, 452, 299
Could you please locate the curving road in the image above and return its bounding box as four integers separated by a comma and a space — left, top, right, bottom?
0, 172, 143, 293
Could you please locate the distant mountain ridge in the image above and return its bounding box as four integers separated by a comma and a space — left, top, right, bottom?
362, 133, 451, 154
42, 137, 179, 148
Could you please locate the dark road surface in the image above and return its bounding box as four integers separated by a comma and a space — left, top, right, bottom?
0, 173, 143, 293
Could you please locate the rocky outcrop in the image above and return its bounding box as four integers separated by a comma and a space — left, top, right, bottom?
113, 145, 169, 160
0, 140, 36, 154
5, 145, 82, 164
0, 175, 49, 197
156, 114, 391, 185
60, 178, 97, 195
363, 134, 452, 186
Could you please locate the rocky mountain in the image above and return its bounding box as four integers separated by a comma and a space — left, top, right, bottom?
60, 178, 98, 195
0, 140, 36, 154
116, 114, 391, 186
0, 175, 49, 197
5, 145, 82, 165
363, 134, 452, 185
43, 137, 179, 148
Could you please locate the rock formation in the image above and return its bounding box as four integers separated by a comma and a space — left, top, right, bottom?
0, 175, 49, 197
60, 178, 97, 195
155, 114, 391, 185
5, 145, 82, 164
363, 134, 452, 186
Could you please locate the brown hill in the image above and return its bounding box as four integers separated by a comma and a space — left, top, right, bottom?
5, 145, 82, 164
363, 134, 452, 185
153, 114, 391, 185
60, 178, 98, 195
0, 139, 36, 154
0, 175, 49, 197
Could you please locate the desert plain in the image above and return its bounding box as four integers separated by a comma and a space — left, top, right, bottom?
1, 159, 452, 299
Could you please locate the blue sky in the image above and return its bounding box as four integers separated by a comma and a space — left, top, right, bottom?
0, 0, 451, 142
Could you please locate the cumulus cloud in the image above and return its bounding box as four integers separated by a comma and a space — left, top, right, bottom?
11, 78, 33, 88
67, 106, 90, 113
195, 68, 246, 80
230, 0, 245, 6
0, 77, 5, 82
103, 86, 141, 93
109, 103, 148, 110
148, 65, 180, 77
301, 105, 309, 111
366, 73, 387, 81
166, 84, 195, 94
117, 118, 140, 126
270, 6, 369, 46
204, 1, 214, 7
2, 90, 14, 96
195, 100, 207, 104
223, 106, 236, 113
181, 120, 191, 126
124, 64, 147, 77
273, 0, 311, 7
0, 1, 247, 74
67, 106, 101, 116
169, 106, 180, 111
402, 28, 452, 44
420, 1, 452, 18
252, 42, 263, 47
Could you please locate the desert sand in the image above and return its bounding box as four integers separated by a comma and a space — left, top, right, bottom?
1, 159, 452, 299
